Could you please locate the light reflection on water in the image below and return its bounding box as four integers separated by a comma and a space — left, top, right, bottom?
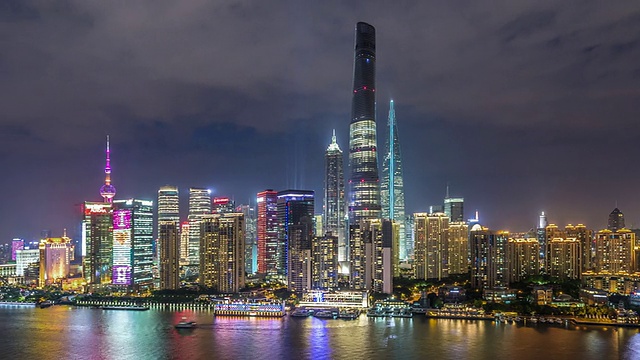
0, 307, 638, 360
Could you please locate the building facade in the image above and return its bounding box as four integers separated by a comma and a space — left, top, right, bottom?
506, 238, 540, 283
39, 236, 72, 287
324, 130, 346, 262
414, 213, 449, 280
277, 190, 315, 293
199, 213, 245, 293
158, 220, 180, 290
348, 22, 381, 224
188, 188, 211, 266
257, 190, 279, 276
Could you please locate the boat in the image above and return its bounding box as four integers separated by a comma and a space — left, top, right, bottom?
339, 310, 360, 320
175, 317, 197, 329
314, 310, 337, 319
101, 305, 149, 311
539, 317, 546, 323
39, 301, 53, 309
515, 317, 522, 322
290, 308, 311, 317
529, 317, 538, 323
555, 318, 563, 324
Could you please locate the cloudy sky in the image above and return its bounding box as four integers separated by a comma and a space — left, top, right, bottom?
1, 0, 640, 242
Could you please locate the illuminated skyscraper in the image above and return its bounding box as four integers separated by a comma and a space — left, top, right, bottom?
414, 213, 449, 280
348, 218, 395, 293
158, 220, 180, 290
277, 190, 314, 292
257, 190, 279, 275
312, 233, 338, 289
447, 222, 470, 275
200, 213, 245, 293
381, 100, 408, 260
348, 22, 381, 224
443, 186, 464, 223
112, 199, 154, 289
595, 228, 635, 273
506, 238, 540, 283
39, 236, 72, 286
188, 188, 211, 266
470, 225, 507, 289
565, 224, 594, 272
323, 130, 345, 260
548, 237, 582, 280
179, 221, 189, 265
157, 186, 179, 234
11, 239, 24, 262
213, 197, 235, 214
83, 138, 116, 287
238, 204, 257, 275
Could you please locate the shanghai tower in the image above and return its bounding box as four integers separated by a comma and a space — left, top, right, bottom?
348, 22, 381, 224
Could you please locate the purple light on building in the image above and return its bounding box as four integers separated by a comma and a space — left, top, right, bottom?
11, 239, 24, 261
113, 210, 131, 230
112, 265, 132, 285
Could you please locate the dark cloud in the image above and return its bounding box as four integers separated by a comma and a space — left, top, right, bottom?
1, 1, 640, 242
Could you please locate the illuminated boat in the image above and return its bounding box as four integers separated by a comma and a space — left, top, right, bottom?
175, 317, 197, 329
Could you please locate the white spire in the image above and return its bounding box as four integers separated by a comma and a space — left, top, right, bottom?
327, 129, 341, 152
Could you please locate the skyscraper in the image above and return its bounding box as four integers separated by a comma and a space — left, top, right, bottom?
470, 225, 507, 289
39, 236, 72, 286
277, 190, 314, 293
199, 213, 245, 293
238, 203, 257, 275
158, 220, 180, 290
83, 137, 116, 287
257, 190, 279, 276
324, 130, 346, 261
157, 186, 179, 234
595, 228, 635, 273
112, 199, 154, 289
506, 238, 540, 283
548, 237, 582, 280
381, 100, 408, 260
213, 197, 235, 214
312, 233, 338, 289
348, 22, 381, 224
414, 213, 449, 280
443, 186, 464, 223
187, 188, 211, 266
447, 222, 470, 275
608, 208, 625, 231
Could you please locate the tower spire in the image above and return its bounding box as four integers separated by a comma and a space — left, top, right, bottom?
99, 135, 117, 203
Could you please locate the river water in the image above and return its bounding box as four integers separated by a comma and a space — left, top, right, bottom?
0, 306, 638, 359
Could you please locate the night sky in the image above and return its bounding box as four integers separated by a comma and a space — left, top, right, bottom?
2, 1, 640, 243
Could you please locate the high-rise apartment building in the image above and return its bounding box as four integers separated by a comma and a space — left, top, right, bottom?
277, 190, 314, 293
187, 188, 211, 266
470, 225, 507, 289
257, 190, 278, 275
548, 237, 582, 280
38, 236, 72, 286
158, 220, 180, 290
414, 213, 449, 280
324, 130, 346, 261
565, 224, 593, 272
595, 229, 635, 273
199, 213, 245, 293
348, 22, 381, 224
447, 222, 470, 275
348, 219, 394, 293
312, 233, 338, 289
112, 199, 154, 289
381, 100, 407, 261
506, 238, 540, 283
179, 221, 189, 266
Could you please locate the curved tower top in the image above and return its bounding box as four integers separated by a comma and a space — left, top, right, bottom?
99, 135, 116, 203
351, 22, 376, 123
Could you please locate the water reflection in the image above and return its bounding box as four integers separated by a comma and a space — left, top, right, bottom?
0, 307, 638, 360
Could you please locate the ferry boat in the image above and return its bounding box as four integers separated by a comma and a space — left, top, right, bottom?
314, 309, 338, 319
290, 308, 311, 317
214, 301, 285, 317
175, 317, 197, 329
39, 300, 53, 309
339, 310, 360, 320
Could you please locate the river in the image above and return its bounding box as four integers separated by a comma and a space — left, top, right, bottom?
0, 306, 638, 359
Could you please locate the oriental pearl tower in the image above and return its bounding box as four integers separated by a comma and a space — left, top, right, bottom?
99, 136, 116, 203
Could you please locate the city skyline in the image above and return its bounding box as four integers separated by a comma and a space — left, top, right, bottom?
2, 2, 640, 243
